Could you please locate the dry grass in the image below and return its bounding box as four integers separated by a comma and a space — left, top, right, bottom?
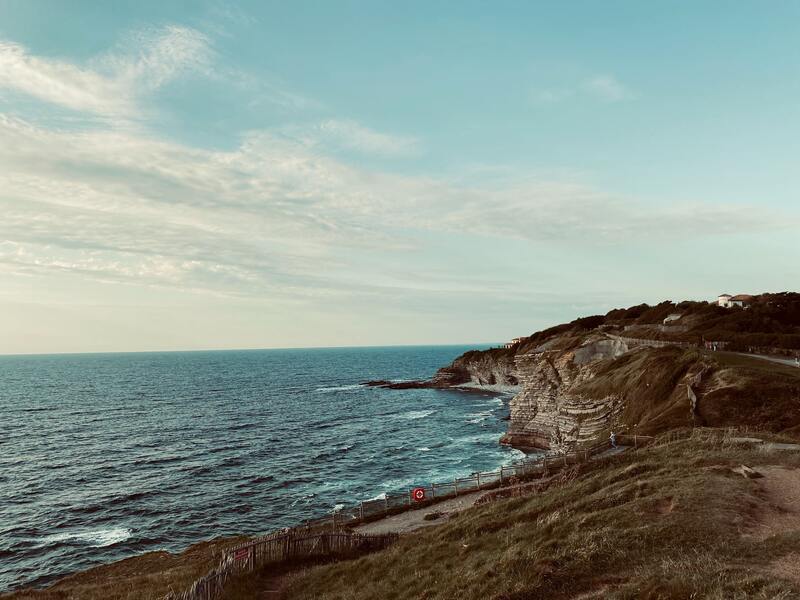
1, 537, 248, 600
283, 433, 800, 600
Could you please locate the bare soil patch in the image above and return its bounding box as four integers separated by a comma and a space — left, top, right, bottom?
748, 466, 800, 540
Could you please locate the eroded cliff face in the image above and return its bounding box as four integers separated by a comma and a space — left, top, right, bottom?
430, 348, 520, 392
424, 298, 800, 451
502, 336, 631, 451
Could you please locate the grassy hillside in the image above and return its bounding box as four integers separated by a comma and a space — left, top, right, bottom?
1, 537, 248, 600
507, 293, 800, 353
569, 347, 800, 439
284, 431, 800, 600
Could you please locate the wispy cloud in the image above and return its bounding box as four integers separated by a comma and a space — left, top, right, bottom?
0, 26, 211, 120
533, 73, 635, 104
282, 118, 420, 157
0, 31, 792, 305
0, 112, 793, 302
581, 74, 634, 102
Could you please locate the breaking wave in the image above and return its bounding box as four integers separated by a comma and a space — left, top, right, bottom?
399, 409, 436, 420
42, 528, 132, 548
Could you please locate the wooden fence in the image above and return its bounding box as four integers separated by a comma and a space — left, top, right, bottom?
163, 530, 398, 600
163, 432, 656, 600
610, 335, 697, 350
302, 433, 654, 531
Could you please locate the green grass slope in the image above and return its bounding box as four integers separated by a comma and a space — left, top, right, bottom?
284, 432, 800, 600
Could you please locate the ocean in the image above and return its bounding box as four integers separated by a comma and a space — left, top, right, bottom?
0, 345, 525, 592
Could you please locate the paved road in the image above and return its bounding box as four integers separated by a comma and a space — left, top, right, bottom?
735, 352, 799, 368
730, 437, 800, 451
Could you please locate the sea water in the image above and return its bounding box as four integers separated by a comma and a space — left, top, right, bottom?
0, 345, 524, 591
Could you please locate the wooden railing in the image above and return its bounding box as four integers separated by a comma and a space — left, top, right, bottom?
302, 433, 655, 531
163, 433, 658, 600
163, 530, 398, 600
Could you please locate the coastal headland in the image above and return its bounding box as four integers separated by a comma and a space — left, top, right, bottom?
6, 292, 800, 599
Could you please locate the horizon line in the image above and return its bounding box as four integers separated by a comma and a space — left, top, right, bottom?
0, 341, 504, 359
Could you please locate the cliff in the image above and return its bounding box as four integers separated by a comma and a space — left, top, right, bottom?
428, 347, 520, 391
427, 295, 800, 452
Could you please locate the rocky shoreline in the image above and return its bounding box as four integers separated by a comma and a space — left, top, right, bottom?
375, 295, 800, 453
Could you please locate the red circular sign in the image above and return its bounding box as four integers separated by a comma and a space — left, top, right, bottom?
411, 487, 426, 502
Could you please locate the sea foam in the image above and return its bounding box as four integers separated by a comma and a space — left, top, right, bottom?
43, 527, 132, 548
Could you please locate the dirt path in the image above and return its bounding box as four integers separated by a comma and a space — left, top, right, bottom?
258, 575, 286, 599
355, 446, 629, 536
736, 352, 799, 368
354, 489, 486, 535
749, 466, 800, 540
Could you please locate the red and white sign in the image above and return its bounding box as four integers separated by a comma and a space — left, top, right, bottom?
411, 487, 426, 502
234, 548, 251, 561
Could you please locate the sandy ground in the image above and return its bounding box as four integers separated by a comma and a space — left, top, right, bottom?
750, 466, 800, 541
354, 489, 486, 535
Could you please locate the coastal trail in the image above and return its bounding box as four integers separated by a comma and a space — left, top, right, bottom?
355, 445, 630, 536
354, 489, 486, 535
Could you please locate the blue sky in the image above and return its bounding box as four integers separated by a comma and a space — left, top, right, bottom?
0, 1, 798, 353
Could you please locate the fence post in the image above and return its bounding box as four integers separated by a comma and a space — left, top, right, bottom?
359, 501, 364, 521
476, 472, 481, 489
454, 478, 459, 496
431, 483, 436, 499
384, 495, 389, 514
500, 466, 504, 483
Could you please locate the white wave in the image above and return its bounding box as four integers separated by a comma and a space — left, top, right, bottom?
315, 384, 363, 393
44, 527, 131, 548
290, 493, 316, 507
456, 432, 501, 446
505, 448, 527, 461
417, 447, 431, 452
366, 492, 387, 501
465, 411, 492, 424
332, 503, 345, 513
399, 409, 435, 420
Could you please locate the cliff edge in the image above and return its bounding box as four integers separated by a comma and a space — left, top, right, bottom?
429, 294, 800, 451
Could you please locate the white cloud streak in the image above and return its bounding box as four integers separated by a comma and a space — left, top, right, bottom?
0, 33, 793, 305
533, 74, 634, 104
0, 113, 793, 303
581, 74, 634, 102
0, 26, 211, 119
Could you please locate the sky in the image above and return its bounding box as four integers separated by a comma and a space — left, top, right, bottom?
1, 1, 799, 354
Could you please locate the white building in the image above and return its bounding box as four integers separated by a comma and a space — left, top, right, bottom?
504, 337, 524, 349
718, 293, 753, 308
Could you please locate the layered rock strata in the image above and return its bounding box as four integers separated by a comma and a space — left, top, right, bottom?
501, 336, 629, 451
